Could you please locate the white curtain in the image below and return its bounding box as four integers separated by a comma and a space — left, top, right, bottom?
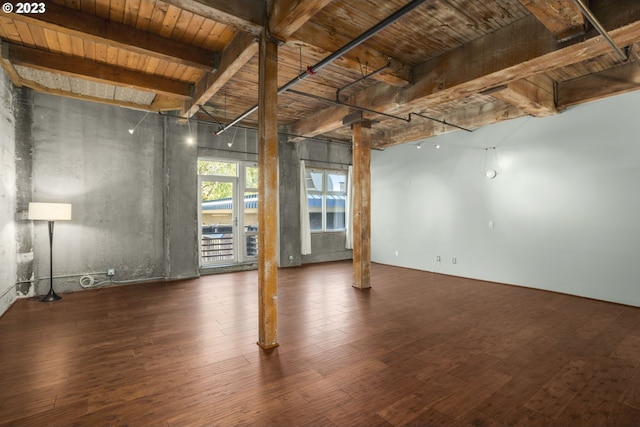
300, 160, 312, 255
345, 165, 353, 249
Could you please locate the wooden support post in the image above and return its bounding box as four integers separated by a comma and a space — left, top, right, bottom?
257, 32, 279, 349
352, 121, 372, 289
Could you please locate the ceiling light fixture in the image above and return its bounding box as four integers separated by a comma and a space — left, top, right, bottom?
128, 111, 150, 134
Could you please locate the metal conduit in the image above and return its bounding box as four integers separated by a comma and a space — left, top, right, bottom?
571, 0, 628, 61
213, 0, 430, 136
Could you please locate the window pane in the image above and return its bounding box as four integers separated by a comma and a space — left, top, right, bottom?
326, 194, 346, 230
244, 191, 258, 257
245, 166, 258, 189
307, 193, 322, 231
327, 171, 347, 192
198, 160, 237, 176
309, 213, 323, 231
306, 170, 323, 191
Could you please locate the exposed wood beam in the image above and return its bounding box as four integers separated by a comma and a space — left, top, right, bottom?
8, 1, 219, 71
287, 104, 352, 141
491, 74, 558, 117
257, 33, 279, 350
288, 2, 640, 141
519, 0, 586, 41
151, 95, 184, 112
290, 20, 411, 87
0, 40, 22, 87
161, 0, 264, 36
182, 32, 258, 118
269, 0, 333, 41
352, 121, 372, 289
557, 60, 640, 107
184, 0, 335, 119
6, 43, 192, 99
14, 77, 159, 112
374, 101, 524, 148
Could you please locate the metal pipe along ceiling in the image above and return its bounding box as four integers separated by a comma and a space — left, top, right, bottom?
213, 0, 430, 136
571, 0, 631, 62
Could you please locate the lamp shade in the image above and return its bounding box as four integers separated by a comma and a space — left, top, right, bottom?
28, 203, 72, 221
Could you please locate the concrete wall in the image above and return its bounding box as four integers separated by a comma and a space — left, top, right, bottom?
26, 93, 198, 296
0, 71, 18, 316
371, 90, 640, 307
163, 116, 199, 279
287, 138, 353, 265
2, 87, 352, 309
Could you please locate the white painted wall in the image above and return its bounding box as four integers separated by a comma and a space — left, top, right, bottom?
372, 90, 640, 307
0, 72, 17, 316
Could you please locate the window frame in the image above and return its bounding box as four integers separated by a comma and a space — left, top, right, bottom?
306, 167, 347, 233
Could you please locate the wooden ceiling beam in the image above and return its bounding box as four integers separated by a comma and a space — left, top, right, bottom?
269, 0, 333, 41
161, 0, 264, 36
519, 0, 586, 41
287, 1, 640, 141
7, 2, 219, 71
15, 77, 159, 112
0, 40, 22, 87
181, 32, 259, 118
557, 60, 640, 107
490, 74, 558, 117
373, 101, 524, 148
182, 0, 332, 119
6, 43, 192, 99
290, 20, 411, 87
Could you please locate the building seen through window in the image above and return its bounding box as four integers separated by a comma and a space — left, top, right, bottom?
306, 169, 347, 232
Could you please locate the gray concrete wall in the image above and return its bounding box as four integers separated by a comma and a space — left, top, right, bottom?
14, 88, 34, 298
7, 89, 351, 304
282, 138, 353, 266
0, 71, 18, 316
26, 93, 198, 296
163, 116, 199, 279
278, 137, 301, 267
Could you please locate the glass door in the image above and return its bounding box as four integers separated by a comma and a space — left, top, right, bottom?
199, 176, 236, 267
198, 160, 259, 268
243, 164, 259, 261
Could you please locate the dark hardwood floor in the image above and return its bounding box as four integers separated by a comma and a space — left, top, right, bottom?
1, 261, 640, 426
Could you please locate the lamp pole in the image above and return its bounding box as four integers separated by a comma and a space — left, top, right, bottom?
41, 220, 61, 302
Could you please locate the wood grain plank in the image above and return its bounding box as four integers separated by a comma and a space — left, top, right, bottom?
1, 262, 640, 426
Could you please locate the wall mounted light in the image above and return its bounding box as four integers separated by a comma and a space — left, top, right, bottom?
186, 119, 195, 145
28, 202, 72, 302
128, 111, 150, 134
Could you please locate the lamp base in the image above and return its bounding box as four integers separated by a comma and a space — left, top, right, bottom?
41, 289, 62, 302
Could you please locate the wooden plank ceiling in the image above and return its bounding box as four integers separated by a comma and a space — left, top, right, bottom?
1, 0, 639, 147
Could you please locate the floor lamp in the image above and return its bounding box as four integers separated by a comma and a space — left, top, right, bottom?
28, 202, 72, 302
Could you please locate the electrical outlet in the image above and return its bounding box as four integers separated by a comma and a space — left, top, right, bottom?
288, 255, 294, 261
452, 258, 457, 264
436, 256, 441, 262
107, 268, 116, 277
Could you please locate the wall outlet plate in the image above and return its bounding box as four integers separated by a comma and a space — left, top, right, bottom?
107, 268, 116, 277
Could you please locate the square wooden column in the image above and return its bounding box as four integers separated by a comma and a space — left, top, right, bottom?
352, 121, 372, 289
257, 32, 279, 349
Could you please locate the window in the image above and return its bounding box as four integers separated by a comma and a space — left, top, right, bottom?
306, 168, 347, 232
